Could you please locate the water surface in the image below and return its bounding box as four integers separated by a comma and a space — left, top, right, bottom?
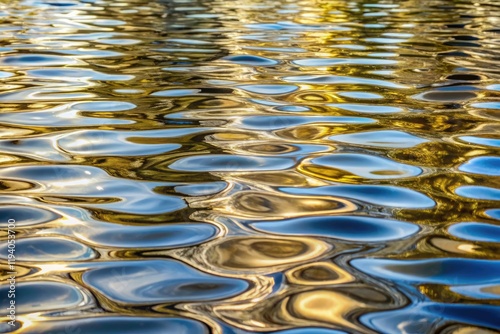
0, 0, 499, 333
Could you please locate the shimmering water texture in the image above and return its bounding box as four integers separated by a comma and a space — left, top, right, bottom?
0, 0, 499, 333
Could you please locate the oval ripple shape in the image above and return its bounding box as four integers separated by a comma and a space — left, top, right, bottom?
0, 281, 90, 314
0, 205, 61, 227
205, 236, 330, 270
84, 223, 219, 249
275, 328, 348, 334
57, 130, 181, 156
0, 54, 81, 66
448, 222, 500, 243
455, 186, 500, 201
237, 84, 299, 95
82, 260, 249, 304
281, 185, 435, 208
329, 130, 428, 148
26, 317, 209, 334
351, 258, 500, 285
361, 303, 500, 334
250, 216, 420, 242
459, 136, 500, 148
459, 156, 500, 176
223, 55, 278, 66
73, 101, 136, 112
306, 153, 422, 179
169, 154, 295, 172
0, 237, 95, 261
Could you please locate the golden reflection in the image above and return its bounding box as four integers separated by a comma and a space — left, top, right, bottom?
299, 164, 360, 184
11, 312, 39, 333
228, 171, 322, 187
204, 236, 332, 272
37, 263, 69, 275
283, 290, 367, 331
222, 191, 356, 218
277, 125, 340, 141
286, 261, 354, 286
422, 237, 500, 259
419, 285, 462, 304
0, 264, 31, 279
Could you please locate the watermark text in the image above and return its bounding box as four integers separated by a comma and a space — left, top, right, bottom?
6, 218, 16, 327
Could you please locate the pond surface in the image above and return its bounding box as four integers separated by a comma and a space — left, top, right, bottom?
0, 0, 499, 333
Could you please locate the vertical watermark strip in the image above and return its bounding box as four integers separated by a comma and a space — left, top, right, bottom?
6, 218, 16, 327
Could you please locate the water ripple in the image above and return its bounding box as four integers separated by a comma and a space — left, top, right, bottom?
27, 68, 135, 81
459, 156, 500, 176
0, 54, 82, 66
169, 154, 295, 172
56, 221, 219, 249
281, 185, 435, 208
352, 258, 500, 285
329, 130, 428, 148
448, 222, 500, 243
205, 236, 331, 272
82, 259, 249, 304
1, 0, 499, 332
27, 317, 210, 334
0, 205, 60, 226
251, 216, 420, 242
0, 237, 95, 261
0, 280, 92, 314
0, 165, 186, 214
222, 55, 279, 66
302, 153, 423, 180
283, 75, 409, 89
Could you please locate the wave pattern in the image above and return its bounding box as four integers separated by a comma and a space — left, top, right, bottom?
0, 0, 499, 333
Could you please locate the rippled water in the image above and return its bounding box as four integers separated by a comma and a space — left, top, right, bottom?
0, 0, 499, 333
